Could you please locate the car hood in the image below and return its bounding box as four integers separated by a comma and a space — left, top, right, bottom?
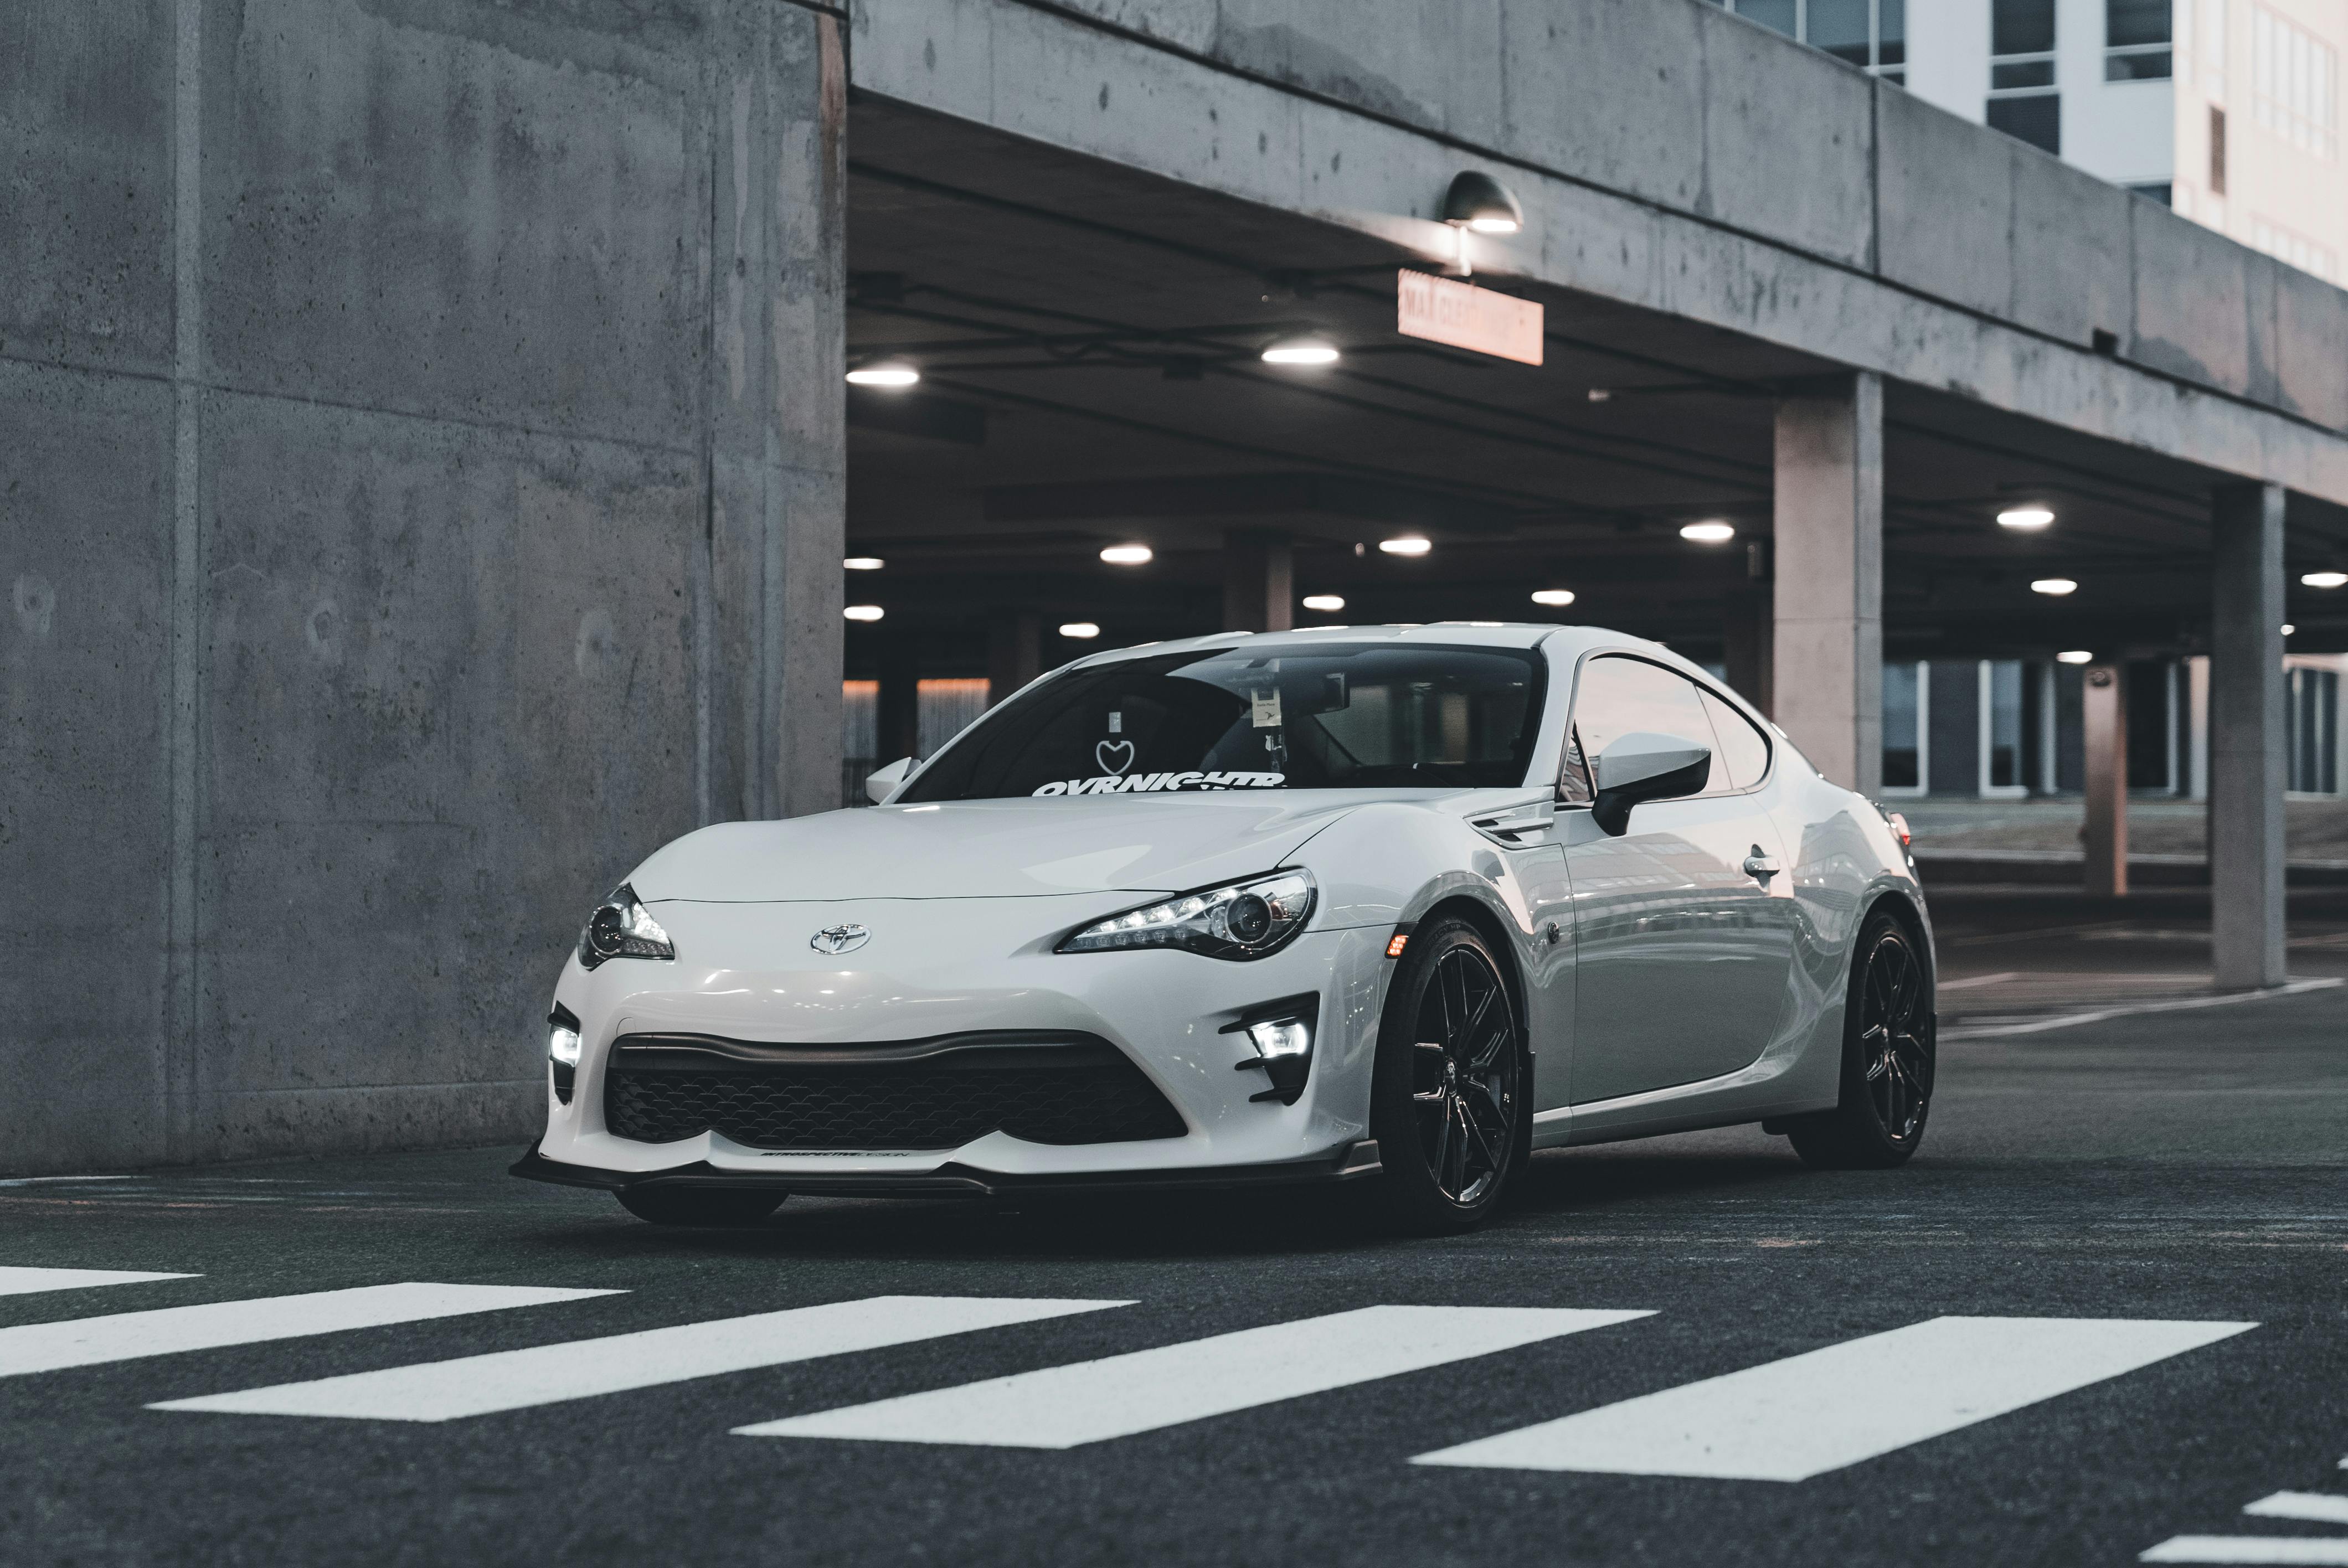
627, 793, 1367, 903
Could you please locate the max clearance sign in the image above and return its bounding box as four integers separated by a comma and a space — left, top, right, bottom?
1396, 270, 1544, 366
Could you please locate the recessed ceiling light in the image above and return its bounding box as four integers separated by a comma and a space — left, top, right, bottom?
2281, 623, 2295, 637
1531, 589, 1576, 607
845, 363, 920, 388
1099, 544, 1153, 565
1680, 520, 1736, 544
2031, 578, 2078, 596
2057, 649, 2094, 664
1058, 621, 1100, 639
2303, 571, 2348, 589
1301, 594, 1346, 612
1378, 536, 1432, 556
1261, 336, 1340, 366
843, 556, 884, 571
843, 604, 884, 622
1997, 506, 2056, 530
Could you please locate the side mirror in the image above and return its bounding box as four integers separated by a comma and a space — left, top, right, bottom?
1589, 731, 1711, 836
865, 756, 914, 803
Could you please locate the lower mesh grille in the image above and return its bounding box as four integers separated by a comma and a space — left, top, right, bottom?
602, 1034, 1186, 1151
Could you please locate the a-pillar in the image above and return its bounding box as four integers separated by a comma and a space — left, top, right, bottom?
2082, 662, 2129, 897
1772, 374, 1883, 792
2208, 482, 2288, 988
987, 611, 1042, 708
1223, 531, 1295, 633
707, 4, 846, 821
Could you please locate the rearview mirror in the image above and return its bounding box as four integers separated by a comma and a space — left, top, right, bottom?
1590, 731, 1711, 836
866, 756, 914, 803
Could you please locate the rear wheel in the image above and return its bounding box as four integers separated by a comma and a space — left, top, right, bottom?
615, 1187, 784, 1227
1786, 910, 1934, 1170
1368, 918, 1528, 1234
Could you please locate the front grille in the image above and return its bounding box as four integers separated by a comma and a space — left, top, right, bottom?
601, 1033, 1186, 1151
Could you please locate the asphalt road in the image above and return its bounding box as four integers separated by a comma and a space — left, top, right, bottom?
4, 889, 2345, 1567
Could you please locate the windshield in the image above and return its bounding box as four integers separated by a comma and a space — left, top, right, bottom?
899, 642, 1547, 801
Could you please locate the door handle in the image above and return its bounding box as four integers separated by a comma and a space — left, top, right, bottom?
1742, 849, 1781, 880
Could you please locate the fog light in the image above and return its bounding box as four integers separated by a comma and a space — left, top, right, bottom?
1227, 999, 1316, 1106
548, 1004, 582, 1105
1246, 1018, 1311, 1059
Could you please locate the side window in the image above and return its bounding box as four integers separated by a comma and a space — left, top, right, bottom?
1561, 656, 1724, 799
1698, 688, 1773, 791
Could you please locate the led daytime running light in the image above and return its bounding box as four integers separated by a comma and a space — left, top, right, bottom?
1058, 870, 1316, 960
576, 883, 675, 969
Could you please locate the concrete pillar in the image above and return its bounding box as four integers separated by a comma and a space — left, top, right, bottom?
987, 612, 1043, 707
1721, 588, 1774, 715
2083, 663, 2129, 897
708, 5, 847, 821
1772, 374, 1884, 793
2208, 482, 2288, 988
1222, 531, 1295, 633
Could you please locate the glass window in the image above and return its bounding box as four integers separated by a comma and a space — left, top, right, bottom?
1994, 0, 2057, 55
1985, 661, 2025, 790
1739, 0, 1799, 37
2107, 0, 2170, 48
1699, 688, 1774, 791
1989, 94, 2063, 152
1881, 0, 1906, 66
1883, 662, 1921, 788
1561, 656, 1728, 801
902, 642, 1546, 801
1810, 0, 1871, 65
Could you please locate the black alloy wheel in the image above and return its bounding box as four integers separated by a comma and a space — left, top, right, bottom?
1786, 910, 1934, 1170
1370, 918, 1527, 1232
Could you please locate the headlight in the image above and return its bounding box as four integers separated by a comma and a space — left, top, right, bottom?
1057, 870, 1316, 960
575, 883, 674, 969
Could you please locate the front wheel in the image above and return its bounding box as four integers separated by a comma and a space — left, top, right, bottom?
615, 1187, 784, 1227
1368, 917, 1529, 1234
1785, 909, 1934, 1170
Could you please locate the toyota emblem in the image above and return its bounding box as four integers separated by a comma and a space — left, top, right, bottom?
809, 922, 871, 956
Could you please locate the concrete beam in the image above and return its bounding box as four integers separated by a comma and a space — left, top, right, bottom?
1772, 374, 1883, 795
2082, 662, 2129, 898
1222, 530, 1295, 633
2208, 482, 2288, 989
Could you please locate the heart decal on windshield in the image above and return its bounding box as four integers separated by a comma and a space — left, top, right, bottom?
1094, 738, 1136, 775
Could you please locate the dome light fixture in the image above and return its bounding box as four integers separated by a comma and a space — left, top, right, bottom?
1058, 621, 1101, 639
1441, 171, 1525, 234
2057, 649, 2094, 665
845, 362, 920, 388
1301, 594, 1346, 612
1680, 520, 1736, 544
1261, 336, 1340, 366
1997, 505, 2056, 530
2303, 570, 2348, 589
2031, 577, 2078, 596
1378, 536, 1433, 556
842, 556, 884, 571
843, 604, 885, 622
1099, 544, 1153, 566
1530, 589, 1576, 607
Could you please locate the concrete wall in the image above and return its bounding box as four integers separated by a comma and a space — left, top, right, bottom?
855, 0, 2348, 502
1, 0, 844, 1173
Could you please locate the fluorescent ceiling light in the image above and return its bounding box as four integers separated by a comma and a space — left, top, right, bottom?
1099, 544, 1153, 565
845, 363, 919, 388
2057, 650, 2094, 664
1530, 589, 1576, 607
2303, 571, 2348, 589
2031, 578, 2078, 596
1997, 506, 2056, 530
1378, 537, 1432, 556
1058, 621, 1100, 639
1300, 594, 1346, 612
1680, 520, 1736, 544
1261, 336, 1340, 366
842, 556, 884, 571
843, 604, 884, 622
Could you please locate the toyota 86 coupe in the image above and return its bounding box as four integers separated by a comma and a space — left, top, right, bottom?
512, 623, 1934, 1232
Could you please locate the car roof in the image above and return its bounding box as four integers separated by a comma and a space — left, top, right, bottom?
1062, 622, 1636, 669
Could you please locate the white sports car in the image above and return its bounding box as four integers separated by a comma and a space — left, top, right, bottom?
513, 623, 1934, 1232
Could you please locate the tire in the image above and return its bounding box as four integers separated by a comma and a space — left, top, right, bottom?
615, 1187, 784, 1227
1368, 916, 1529, 1234
1785, 908, 1934, 1170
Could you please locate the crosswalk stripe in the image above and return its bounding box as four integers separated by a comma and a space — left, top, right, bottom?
2245, 1494, 2348, 1525
735, 1305, 1653, 1450
149, 1296, 1130, 1421
2140, 1540, 2348, 1565
0, 1267, 195, 1298
0, 1283, 620, 1378
1410, 1316, 2256, 1482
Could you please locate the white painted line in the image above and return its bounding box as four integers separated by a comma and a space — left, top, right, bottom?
1941, 978, 2344, 1041
2245, 1494, 2348, 1525
0, 1267, 195, 1298
1413, 1316, 2255, 1482
0, 1284, 619, 1377
2141, 1539, 2348, 1565
151, 1296, 1129, 1421
0, 1176, 140, 1188
738, 1305, 1651, 1450
1934, 971, 2023, 992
